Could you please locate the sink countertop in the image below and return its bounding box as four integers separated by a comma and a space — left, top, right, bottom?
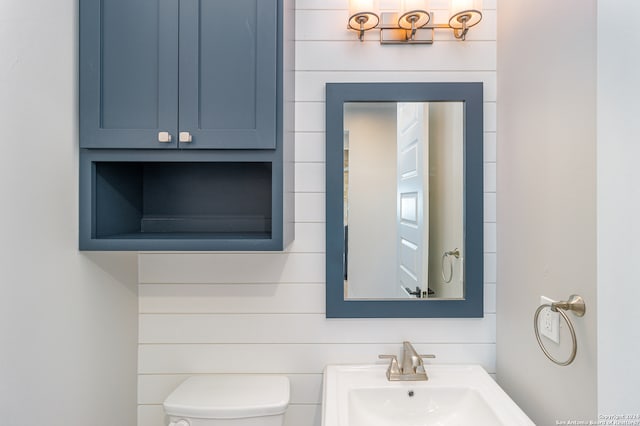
322, 364, 535, 426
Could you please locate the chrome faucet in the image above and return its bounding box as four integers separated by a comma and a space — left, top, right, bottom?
379, 341, 435, 381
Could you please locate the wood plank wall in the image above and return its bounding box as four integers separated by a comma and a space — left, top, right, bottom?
138, 0, 497, 424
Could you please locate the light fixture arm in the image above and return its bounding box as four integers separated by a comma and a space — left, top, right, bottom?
408, 16, 418, 41
357, 16, 367, 42
452, 14, 470, 40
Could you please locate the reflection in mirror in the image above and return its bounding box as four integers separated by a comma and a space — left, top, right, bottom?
344, 102, 464, 300
325, 82, 483, 318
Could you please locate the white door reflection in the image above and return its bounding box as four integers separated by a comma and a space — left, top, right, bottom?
397, 102, 428, 299
344, 102, 465, 300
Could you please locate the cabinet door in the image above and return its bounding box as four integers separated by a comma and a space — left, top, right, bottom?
80, 0, 179, 148
178, 0, 277, 149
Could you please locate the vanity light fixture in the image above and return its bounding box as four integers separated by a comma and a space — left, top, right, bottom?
348, 0, 482, 44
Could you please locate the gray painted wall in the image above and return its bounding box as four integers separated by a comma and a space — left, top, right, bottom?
597, 0, 640, 415
345, 103, 398, 298
0, 1, 138, 425
497, 0, 598, 423
428, 102, 464, 298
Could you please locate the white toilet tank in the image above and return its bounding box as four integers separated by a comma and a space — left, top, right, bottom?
163, 375, 290, 426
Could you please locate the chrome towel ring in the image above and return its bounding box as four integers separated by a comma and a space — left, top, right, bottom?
533, 295, 586, 366
441, 248, 460, 283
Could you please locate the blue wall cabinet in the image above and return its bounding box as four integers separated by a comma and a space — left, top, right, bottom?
79, 0, 295, 250
80, 0, 278, 150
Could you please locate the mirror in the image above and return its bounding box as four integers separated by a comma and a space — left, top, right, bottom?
344, 101, 465, 300
326, 83, 484, 318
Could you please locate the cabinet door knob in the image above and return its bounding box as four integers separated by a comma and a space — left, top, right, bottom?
158, 131, 172, 143
179, 132, 193, 143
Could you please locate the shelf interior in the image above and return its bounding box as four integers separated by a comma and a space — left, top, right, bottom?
94, 161, 273, 239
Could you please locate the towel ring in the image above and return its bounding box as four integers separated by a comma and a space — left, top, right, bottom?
441, 248, 460, 283
533, 295, 586, 366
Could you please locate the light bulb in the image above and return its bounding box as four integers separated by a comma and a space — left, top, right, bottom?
398, 0, 430, 30
401, 0, 429, 13
450, 0, 482, 15
349, 0, 376, 16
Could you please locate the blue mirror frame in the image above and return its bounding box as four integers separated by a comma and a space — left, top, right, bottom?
325, 82, 484, 318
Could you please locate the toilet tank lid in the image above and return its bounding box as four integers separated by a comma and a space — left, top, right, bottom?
163, 375, 290, 419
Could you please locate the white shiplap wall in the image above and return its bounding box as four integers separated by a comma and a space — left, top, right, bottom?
137, 0, 497, 424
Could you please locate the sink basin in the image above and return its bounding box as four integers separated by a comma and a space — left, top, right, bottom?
322, 364, 534, 426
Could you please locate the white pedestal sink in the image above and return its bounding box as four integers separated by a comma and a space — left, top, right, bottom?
322, 364, 534, 426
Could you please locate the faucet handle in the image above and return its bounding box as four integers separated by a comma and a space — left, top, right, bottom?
379, 354, 401, 380
417, 354, 436, 370
379, 354, 401, 370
